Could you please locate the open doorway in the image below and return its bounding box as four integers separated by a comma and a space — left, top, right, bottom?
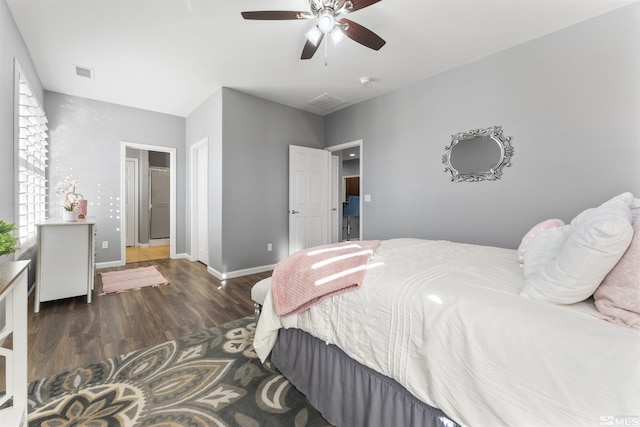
342, 175, 360, 240
120, 142, 177, 265
327, 140, 363, 242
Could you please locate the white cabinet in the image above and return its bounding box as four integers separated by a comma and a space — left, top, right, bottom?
35, 218, 96, 313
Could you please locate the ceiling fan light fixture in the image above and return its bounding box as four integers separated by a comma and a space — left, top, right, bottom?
305, 26, 323, 46
317, 12, 335, 33
330, 27, 345, 45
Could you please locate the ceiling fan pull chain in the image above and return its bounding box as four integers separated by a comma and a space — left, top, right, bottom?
324, 36, 329, 66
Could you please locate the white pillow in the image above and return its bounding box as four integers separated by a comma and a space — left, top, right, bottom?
517, 219, 566, 265
572, 193, 635, 231
596, 192, 640, 220
521, 198, 633, 304
523, 225, 573, 278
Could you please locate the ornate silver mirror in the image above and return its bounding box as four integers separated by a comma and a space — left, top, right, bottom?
442, 126, 514, 182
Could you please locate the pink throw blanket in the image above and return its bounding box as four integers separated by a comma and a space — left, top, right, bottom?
272, 240, 380, 316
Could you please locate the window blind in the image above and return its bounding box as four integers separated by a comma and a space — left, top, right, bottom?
16, 69, 48, 254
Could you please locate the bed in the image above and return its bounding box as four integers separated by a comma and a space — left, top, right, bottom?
253, 194, 640, 427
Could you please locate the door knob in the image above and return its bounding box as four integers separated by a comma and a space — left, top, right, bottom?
290, 210, 300, 214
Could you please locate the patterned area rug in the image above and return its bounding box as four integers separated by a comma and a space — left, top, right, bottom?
27, 317, 332, 426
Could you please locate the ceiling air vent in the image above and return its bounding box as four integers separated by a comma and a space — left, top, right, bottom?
307, 93, 348, 111
74, 65, 94, 79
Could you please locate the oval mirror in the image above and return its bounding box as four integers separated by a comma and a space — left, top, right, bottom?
442, 126, 513, 182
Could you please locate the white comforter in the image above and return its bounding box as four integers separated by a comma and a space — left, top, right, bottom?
253, 238, 640, 427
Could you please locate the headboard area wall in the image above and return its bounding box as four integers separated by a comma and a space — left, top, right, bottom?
324, 3, 640, 249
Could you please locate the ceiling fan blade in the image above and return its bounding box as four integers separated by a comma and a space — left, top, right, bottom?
301, 34, 324, 60
340, 0, 382, 13
339, 18, 385, 50
241, 11, 306, 20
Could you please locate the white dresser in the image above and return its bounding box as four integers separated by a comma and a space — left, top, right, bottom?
35, 217, 96, 313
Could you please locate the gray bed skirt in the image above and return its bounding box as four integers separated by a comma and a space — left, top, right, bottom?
270, 327, 460, 427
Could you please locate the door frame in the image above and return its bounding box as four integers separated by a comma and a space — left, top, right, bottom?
125, 157, 139, 247
120, 141, 177, 265
326, 140, 363, 241
190, 137, 209, 264
330, 155, 339, 243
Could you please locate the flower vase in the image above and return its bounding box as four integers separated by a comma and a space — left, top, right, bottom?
62, 210, 78, 222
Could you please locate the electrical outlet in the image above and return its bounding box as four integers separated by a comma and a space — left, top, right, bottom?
102, 241, 108, 249
267, 243, 272, 252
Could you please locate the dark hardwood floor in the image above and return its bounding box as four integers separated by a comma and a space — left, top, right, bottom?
26, 258, 271, 382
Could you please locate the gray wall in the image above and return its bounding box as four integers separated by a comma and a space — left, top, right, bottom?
342, 158, 360, 177
221, 88, 324, 271
325, 3, 640, 249
44, 91, 186, 263
186, 88, 324, 275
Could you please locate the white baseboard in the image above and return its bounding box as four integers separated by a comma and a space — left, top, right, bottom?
207, 264, 275, 280
97, 253, 189, 269
149, 239, 169, 246
95, 260, 126, 269
96, 255, 273, 279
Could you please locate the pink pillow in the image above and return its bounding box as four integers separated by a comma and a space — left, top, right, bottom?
517, 219, 566, 264
594, 219, 640, 328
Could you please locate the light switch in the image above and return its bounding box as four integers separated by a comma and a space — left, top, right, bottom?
364, 194, 372, 202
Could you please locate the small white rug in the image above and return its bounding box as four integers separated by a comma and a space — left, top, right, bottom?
99, 266, 169, 295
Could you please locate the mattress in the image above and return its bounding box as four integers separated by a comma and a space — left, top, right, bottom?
254, 238, 640, 426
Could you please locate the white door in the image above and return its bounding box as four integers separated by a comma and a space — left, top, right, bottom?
125, 159, 137, 247
196, 144, 209, 265
289, 145, 331, 255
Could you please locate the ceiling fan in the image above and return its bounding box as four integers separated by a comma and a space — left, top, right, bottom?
241, 0, 385, 61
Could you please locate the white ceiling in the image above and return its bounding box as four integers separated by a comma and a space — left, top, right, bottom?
7, 0, 635, 117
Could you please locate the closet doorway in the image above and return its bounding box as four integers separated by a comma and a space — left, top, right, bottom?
327, 140, 363, 242
120, 142, 176, 264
